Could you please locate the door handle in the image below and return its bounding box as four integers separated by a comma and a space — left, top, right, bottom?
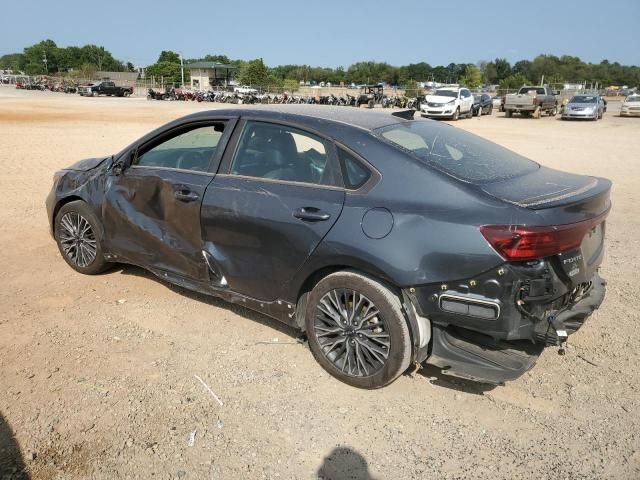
174, 189, 200, 202
293, 207, 331, 222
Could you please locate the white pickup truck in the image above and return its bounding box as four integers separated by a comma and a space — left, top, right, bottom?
504, 86, 558, 118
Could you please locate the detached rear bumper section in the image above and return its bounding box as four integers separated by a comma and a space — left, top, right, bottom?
405, 262, 606, 384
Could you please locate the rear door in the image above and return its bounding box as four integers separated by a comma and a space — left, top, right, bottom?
201, 119, 345, 301
103, 118, 236, 281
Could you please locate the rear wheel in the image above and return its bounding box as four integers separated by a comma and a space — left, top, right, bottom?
54, 200, 110, 275
505, 109, 512, 118
305, 271, 412, 389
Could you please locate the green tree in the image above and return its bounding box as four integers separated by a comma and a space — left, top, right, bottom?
21, 39, 58, 74
145, 61, 182, 83
499, 73, 531, 90
157, 50, 181, 64
282, 79, 299, 92
403, 80, 423, 98
237, 58, 269, 86
459, 65, 482, 89
493, 58, 511, 82
0, 53, 24, 71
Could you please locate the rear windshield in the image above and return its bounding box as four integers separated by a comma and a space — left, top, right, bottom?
519, 87, 545, 95
374, 121, 539, 184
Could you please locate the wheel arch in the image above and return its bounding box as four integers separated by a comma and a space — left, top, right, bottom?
52, 195, 84, 230
292, 263, 425, 362
52, 195, 103, 237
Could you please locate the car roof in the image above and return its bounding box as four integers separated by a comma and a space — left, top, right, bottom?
183, 105, 411, 131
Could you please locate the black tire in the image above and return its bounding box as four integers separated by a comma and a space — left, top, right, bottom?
451, 108, 460, 121
54, 200, 110, 275
305, 271, 412, 389
505, 110, 512, 118
488, 105, 493, 115
367, 99, 374, 109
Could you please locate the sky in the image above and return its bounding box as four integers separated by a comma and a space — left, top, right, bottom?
1, 0, 639, 68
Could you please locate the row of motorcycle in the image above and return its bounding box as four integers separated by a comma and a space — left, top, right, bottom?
147, 87, 420, 109
14, 81, 78, 93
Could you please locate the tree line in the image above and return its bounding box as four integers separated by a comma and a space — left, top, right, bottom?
2, 40, 639, 90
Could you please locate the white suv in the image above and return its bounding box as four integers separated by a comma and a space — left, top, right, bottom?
420, 87, 474, 120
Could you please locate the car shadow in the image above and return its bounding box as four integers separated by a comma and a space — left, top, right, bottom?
114, 265, 303, 341
317, 446, 377, 480
410, 364, 498, 395
0, 411, 30, 480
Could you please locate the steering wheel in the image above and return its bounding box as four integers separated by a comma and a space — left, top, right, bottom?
175, 150, 207, 171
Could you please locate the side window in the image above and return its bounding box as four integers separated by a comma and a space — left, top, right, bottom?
231, 121, 329, 185
338, 148, 371, 190
136, 124, 225, 172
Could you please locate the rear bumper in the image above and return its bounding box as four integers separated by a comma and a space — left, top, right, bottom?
406, 263, 606, 383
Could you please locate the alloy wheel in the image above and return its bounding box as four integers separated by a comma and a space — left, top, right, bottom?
314, 289, 390, 377
58, 212, 97, 268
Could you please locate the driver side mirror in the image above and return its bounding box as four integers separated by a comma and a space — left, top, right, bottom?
111, 150, 135, 176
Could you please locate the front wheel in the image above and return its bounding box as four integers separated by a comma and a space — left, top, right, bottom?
54, 200, 110, 275
451, 108, 460, 121
305, 271, 412, 389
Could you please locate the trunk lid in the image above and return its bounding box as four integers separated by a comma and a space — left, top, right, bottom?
480, 166, 611, 284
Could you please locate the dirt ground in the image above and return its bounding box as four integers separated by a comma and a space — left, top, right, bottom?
0, 86, 639, 480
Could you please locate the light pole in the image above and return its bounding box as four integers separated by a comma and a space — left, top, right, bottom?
180, 53, 185, 88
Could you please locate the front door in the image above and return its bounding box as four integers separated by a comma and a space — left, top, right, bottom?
103, 120, 232, 281
201, 120, 345, 301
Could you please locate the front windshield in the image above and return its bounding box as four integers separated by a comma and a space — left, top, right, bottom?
374, 121, 539, 184
626, 95, 640, 102
433, 90, 458, 98
570, 96, 598, 103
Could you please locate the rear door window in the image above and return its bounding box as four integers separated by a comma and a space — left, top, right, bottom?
338, 148, 371, 189
230, 121, 331, 185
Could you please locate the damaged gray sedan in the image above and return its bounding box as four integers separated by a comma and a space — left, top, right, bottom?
47, 106, 610, 388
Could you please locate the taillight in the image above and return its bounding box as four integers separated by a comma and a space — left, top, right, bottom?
480, 213, 607, 261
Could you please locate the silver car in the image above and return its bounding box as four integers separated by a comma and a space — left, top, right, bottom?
561, 94, 604, 121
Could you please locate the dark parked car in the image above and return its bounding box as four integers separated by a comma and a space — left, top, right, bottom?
472, 93, 493, 116
46, 106, 610, 388
79, 81, 133, 97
